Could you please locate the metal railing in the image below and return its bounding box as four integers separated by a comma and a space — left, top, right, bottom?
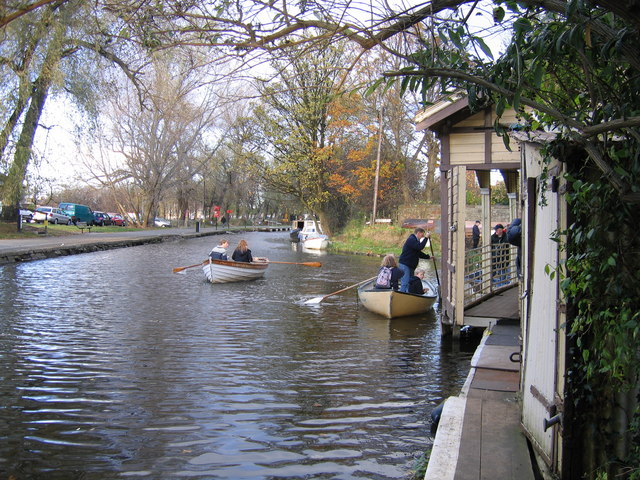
463, 243, 519, 305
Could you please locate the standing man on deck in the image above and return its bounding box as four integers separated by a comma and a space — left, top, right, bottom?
491, 224, 509, 286
472, 220, 481, 248
398, 227, 432, 293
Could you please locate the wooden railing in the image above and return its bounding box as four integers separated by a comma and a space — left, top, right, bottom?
463, 243, 519, 306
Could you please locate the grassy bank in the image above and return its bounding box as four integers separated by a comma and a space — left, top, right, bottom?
330, 220, 441, 257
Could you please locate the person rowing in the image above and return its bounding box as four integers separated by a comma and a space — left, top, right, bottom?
209, 239, 229, 260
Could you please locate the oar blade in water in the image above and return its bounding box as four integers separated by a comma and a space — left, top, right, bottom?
304, 296, 325, 305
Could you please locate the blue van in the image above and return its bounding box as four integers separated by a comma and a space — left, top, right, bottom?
59, 202, 94, 225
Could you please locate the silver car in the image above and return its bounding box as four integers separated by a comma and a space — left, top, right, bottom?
154, 217, 171, 227
32, 206, 72, 225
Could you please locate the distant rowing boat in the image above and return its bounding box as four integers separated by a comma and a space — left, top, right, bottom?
202, 258, 269, 284
357, 279, 437, 318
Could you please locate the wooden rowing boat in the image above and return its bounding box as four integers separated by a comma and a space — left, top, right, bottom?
202, 258, 269, 284
357, 279, 437, 318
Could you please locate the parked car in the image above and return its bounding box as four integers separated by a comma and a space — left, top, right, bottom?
19, 209, 33, 223
32, 206, 72, 225
58, 202, 94, 225
107, 213, 126, 226
93, 211, 112, 226
154, 217, 171, 227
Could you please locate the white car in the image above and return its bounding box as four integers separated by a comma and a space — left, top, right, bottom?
19, 209, 33, 222
32, 206, 72, 225
154, 217, 171, 227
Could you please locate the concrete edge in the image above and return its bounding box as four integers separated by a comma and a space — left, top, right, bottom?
470, 327, 493, 364
424, 396, 467, 480
0, 230, 226, 266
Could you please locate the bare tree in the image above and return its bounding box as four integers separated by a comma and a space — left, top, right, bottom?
88, 54, 220, 226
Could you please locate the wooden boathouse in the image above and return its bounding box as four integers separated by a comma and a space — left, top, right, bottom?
415, 94, 522, 337
416, 94, 574, 478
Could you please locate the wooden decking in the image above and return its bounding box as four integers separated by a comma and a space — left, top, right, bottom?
463, 286, 520, 327
426, 288, 534, 480
452, 319, 534, 480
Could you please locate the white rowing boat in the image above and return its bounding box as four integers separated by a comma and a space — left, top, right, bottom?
202, 258, 269, 284
357, 279, 437, 318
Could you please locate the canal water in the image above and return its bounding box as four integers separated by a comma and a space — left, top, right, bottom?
0, 231, 478, 479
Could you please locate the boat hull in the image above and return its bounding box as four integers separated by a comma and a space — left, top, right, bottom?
203, 259, 269, 284
302, 235, 329, 250
357, 280, 437, 318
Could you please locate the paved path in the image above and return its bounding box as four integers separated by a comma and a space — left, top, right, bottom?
0, 226, 283, 265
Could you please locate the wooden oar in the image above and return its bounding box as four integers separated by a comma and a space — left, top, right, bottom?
266, 261, 321, 267
304, 276, 377, 305
172, 260, 208, 273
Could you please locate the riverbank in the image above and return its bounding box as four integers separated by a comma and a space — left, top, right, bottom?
0, 224, 287, 265
0, 220, 442, 263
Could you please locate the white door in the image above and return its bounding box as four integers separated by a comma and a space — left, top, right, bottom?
521, 170, 563, 468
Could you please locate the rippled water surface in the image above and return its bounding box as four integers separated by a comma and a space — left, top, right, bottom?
0, 232, 477, 479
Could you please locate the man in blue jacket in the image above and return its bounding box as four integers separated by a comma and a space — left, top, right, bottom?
398, 228, 432, 292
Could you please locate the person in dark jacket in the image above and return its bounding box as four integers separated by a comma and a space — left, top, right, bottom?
232, 239, 253, 262
408, 268, 428, 295
491, 224, 509, 286
472, 220, 481, 248
209, 239, 229, 260
506, 218, 522, 276
398, 228, 432, 293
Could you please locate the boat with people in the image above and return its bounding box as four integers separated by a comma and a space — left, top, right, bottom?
357, 279, 438, 318
202, 257, 269, 284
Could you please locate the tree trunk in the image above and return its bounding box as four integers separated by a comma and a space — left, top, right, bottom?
0, 3, 55, 159
1, 10, 64, 221
1, 76, 52, 221
426, 131, 440, 203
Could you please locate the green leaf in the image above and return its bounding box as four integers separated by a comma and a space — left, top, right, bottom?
513, 18, 532, 36
513, 90, 521, 112
496, 97, 506, 117
474, 36, 494, 60
493, 6, 505, 23
532, 61, 544, 88
450, 29, 464, 51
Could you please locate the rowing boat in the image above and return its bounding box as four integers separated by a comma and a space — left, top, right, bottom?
357, 279, 437, 318
202, 258, 269, 284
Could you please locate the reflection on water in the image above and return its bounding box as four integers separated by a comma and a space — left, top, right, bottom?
0, 232, 477, 479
